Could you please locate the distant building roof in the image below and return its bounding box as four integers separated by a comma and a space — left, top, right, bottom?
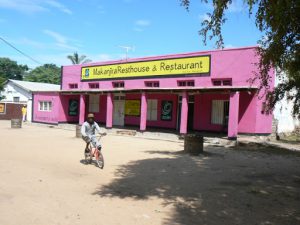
7, 79, 60, 92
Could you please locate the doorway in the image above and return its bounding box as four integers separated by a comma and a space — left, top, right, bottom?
113, 95, 125, 126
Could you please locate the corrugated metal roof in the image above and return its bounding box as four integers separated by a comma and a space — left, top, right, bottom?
8, 79, 60, 92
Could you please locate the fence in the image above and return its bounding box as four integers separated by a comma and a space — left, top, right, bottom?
0, 102, 24, 120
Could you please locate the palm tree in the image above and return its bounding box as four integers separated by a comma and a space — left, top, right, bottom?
67, 52, 92, 64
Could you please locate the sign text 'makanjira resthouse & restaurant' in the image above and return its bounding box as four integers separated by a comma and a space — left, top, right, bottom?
81, 55, 210, 80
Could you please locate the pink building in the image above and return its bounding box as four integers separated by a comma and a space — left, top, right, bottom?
32, 46, 275, 139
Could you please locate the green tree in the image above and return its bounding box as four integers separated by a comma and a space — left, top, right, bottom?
24, 64, 61, 84
0, 76, 5, 100
67, 52, 92, 64
0, 57, 28, 80
181, 0, 300, 118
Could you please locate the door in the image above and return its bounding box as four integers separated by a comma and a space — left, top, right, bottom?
187, 102, 194, 131
113, 100, 125, 126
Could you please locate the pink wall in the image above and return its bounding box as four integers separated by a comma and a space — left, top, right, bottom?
124, 93, 178, 129
192, 91, 273, 134
194, 93, 230, 132
93, 95, 107, 124
58, 95, 80, 123
33, 46, 275, 134
33, 92, 60, 124
77, 94, 107, 124
61, 47, 268, 92
238, 91, 257, 133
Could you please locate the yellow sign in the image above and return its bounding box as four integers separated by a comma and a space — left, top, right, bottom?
0, 103, 5, 114
81, 55, 210, 80
125, 100, 140, 116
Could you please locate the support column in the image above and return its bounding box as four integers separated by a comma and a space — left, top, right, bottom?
180, 91, 188, 134
228, 91, 240, 140
106, 93, 113, 128
140, 92, 147, 131
79, 94, 86, 125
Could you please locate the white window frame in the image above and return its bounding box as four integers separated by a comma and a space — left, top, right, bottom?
39, 101, 52, 112
147, 99, 158, 121
89, 94, 99, 113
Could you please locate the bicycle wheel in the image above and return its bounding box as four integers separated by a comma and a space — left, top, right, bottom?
96, 150, 104, 169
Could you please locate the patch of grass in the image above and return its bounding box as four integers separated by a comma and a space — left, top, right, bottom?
237, 142, 300, 157
280, 134, 300, 144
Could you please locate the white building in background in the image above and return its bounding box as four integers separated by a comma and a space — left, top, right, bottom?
0, 79, 60, 121
274, 73, 300, 133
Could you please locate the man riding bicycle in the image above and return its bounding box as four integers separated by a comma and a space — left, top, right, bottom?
81, 113, 105, 153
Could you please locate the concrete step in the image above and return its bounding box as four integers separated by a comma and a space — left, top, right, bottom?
26, 122, 237, 144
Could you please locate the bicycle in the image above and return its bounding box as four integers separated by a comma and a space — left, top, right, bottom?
84, 134, 106, 169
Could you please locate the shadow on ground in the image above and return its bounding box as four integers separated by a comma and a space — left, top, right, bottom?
79, 159, 100, 168
92, 147, 300, 225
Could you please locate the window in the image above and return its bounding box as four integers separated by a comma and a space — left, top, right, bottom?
89, 94, 99, 113
13, 97, 20, 102
189, 95, 195, 103
179, 95, 194, 103
178, 81, 186, 87
222, 80, 232, 86
69, 83, 78, 89
89, 83, 99, 89
177, 80, 195, 87
212, 79, 232, 86
187, 81, 195, 86
212, 80, 222, 86
114, 95, 125, 100
39, 101, 52, 112
145, 81, 159, 88
211, 100, 229, 125
147, 99, 158, 121
113, 82, 125, 88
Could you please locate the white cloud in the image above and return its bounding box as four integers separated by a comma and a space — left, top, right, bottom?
135, 20, 151, 27
96, 54, 113, 61
12, 37, 47, 49
133, 27, 144, 32
227, 0, 245, 13
0, 0, 72, 15
97, 5, 105, 14
43, 29, 67, 44
45, 0, 72, 15
199, 14, 211, 22
0, 0, 46, 13
224, 44, 235, 49
43, 29, 78, 51
134, 19, 151, 32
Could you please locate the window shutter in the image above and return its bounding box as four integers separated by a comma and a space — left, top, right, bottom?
89, 94, 99, 113
211, 100, 224, 125
147, 99, 158, 121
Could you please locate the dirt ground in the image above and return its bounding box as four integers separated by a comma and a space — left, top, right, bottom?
0, 121, 299, 225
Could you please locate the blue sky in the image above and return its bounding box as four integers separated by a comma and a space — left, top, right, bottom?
0, 0, 262, 68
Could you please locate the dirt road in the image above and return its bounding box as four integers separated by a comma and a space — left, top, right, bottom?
0, 121, 299, 225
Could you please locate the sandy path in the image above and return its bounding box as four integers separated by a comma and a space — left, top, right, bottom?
0, 121, 299, 225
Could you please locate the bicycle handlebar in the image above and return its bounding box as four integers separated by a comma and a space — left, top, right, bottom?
95, 133, 107, 138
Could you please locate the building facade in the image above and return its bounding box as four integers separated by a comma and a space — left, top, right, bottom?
0, 79, 59, 121
32, 46, 275, 139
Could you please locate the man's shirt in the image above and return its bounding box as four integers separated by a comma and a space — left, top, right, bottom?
81, 121, 101, 137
